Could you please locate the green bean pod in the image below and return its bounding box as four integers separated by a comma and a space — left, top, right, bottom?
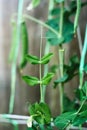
20, 21, 28, 68
74, 0, 81, 34
9, 20, 17, 62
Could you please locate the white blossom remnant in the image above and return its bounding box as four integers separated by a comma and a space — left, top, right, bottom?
27, 3, 33, 11
27, 116, 33, 128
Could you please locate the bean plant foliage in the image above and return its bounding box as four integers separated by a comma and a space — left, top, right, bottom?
7, 0, 87, 130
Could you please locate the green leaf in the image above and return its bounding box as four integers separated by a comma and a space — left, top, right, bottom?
41, 73, 54, 85
63, 20, 74, 43
65, 55, 79, 76
29, 103, 51, 124
69, 55, 79, 66
55, 0, 64, 3
73, 110, 87, 126
79, 110, 87, 117
46, 1, 87, 46
82, 81, 87, 96
39, 103, 51, 123
39, 124, 45, 130
54, 55, 79, 87
82, 96, 87, 100
46, 125, 53, 130
38, 124, 53, 130
84, 64, 87, 73
46, 18, 74, 45
26, 54, 39, 64
73, 116, 87, 126
46, 2, 75, 46
54, 73, 68, 85
51, 8, 60, 16
46, 18, 64, 45
32, 0, 40, 7
22, 75, 39, 86
63, 94, 75, 112
80, 81, 87, 100
75, 88, 83, 101
46, 29, 64, 45
41, 53, 53, 64
26, 53, 53, 65
69, 1, 87, 16
64, 55, 79, 76
54, 112, 76, 130
50, 65, 58, 73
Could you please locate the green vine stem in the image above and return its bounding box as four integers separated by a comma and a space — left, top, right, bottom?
24, 14, 60, 37
76, 25, 87, 130
77, 25, 82, 55
12, 120, 19, 130
43, 0, 54, 101
76, 100, 86, 116
79, 26, 87, 89
59, 1, 64, 113
73, 100, 86, 130
9, 0, 24, 114
43, 43, 50, 100
68, 99, 86, 130
59, 49, 65, 113
40, 27, 44, 103
59, 2, 64, 37
74, 0, 81, 34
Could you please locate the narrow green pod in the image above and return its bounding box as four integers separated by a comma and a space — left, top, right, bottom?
20, 21, 28, 68
9, 20, 17, 62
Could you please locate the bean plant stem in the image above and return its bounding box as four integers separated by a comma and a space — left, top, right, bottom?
76, 100, 86, 115
79, 26, 87, 89
67, 100, 86, 130
59, 49, 64, 113
43, 43, 50, 100
43, 0, 54, 101
75, 100, 86, 130
74, 0, 81, 34
40, 27, 44, 103
59, 2, 64, 37
24, 14, 60, 37
59, 1, 64, 113
9, 0, 24, 114
77, 25, 82, 55
79, 125, 82, 130
12, 120, 18, 130
76, 26, 87, 130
